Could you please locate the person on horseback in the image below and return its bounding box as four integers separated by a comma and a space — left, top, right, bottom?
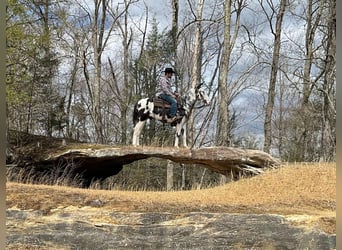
157, 67, 180, 121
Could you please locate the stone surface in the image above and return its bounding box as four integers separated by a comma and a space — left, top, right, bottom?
6, 208, 335, 249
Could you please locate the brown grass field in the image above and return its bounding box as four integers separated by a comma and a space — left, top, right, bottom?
6, 162, 336, 234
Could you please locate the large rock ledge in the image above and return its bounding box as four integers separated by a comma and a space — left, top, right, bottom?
6, 208, 336, 249
44, 146, 280, 177
7, 131, 280, 185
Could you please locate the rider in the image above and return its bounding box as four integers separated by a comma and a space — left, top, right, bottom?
157, 67, 180, 120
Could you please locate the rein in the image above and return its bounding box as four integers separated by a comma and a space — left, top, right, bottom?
193, 104, 207, 109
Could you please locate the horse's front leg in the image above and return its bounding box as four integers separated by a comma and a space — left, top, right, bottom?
182, 125, 187, 148
174, 118, 188, 148
174, 126, 180, 148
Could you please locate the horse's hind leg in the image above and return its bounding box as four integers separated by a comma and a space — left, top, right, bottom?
132, 120, 146, 146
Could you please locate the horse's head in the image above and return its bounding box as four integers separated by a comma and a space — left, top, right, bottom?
195, 83, 210, 106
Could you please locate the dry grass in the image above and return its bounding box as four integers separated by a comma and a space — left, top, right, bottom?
6, 162, 336, 233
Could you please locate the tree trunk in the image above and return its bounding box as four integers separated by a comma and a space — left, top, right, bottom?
91, 0, 107, 143
181, 164, 186, 190
188, 0, 204, 147
166, 0, 179, 191
320, 0, 336, 161
66, 48, 79, 139
216, 0, 232, 146
166, 160, 174, 191
121, 0, 130, 145
299, 0, 323, 161
263, 0, 287, 153
171, 0, 179, 90
300, 0, 314, 161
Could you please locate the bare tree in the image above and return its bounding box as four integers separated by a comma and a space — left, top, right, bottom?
166, 0, 180, 191
262, 0, 287, 153
57, 10, 88, 140
188, 0, 204, 146
79, 0, 128, 143
268, 0, 335, 161
320, 0, 336, 161
297, 0, 322, 160
216, 0, 231, 146
172, 0, 179, 89
90, 0, 107, 142
216, 0, 245, 146
114, 0, 135, 144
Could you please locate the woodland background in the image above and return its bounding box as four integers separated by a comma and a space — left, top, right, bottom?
6, 0, 336, 189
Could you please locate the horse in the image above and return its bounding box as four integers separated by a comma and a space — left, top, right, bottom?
132, 84, 210, 147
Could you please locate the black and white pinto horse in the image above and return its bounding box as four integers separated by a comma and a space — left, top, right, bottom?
132, 84, 210, 147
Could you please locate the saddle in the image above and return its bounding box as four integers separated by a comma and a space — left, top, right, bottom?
153, 96, 185, 121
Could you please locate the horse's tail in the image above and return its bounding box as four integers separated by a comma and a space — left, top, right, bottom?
133, 102, 139, 126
